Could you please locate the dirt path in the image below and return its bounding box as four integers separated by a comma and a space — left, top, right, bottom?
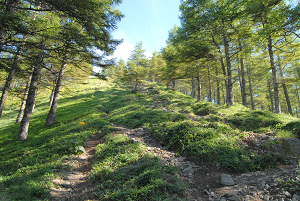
50, 133, 101, 200
51, 124, 300, 201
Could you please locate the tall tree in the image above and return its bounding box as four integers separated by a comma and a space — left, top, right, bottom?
126, 42, 149, 91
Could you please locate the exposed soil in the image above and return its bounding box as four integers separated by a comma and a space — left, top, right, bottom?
50, 123, 300, 201
50, 133, 102, 201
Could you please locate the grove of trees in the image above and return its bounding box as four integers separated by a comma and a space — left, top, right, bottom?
104, 0, 300, 117
0, 0, 123, 140
2, 0, 300, 142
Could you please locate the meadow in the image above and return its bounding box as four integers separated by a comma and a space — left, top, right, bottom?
0, 78, 299, 200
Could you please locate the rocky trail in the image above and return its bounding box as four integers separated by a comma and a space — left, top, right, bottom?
50, 123, 300, 201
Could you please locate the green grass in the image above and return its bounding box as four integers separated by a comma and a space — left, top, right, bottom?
91, 134, 186, 200
1, 78, 299, 200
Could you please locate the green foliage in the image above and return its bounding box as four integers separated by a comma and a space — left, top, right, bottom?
92, 134, 186, 200
1, 78, 300, 200
227, 110, 282, 131
283, 121, 300, 138
192, 101, 220, 116
149, 120, 287, 172
0, 78, 112, 200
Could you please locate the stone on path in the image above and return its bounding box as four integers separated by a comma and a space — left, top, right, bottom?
220, 174, 235, 186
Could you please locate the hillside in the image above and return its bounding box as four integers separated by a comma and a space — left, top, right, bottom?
1, 78, 300, 200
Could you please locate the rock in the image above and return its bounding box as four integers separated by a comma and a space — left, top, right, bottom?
182, 166, 194, 176
293, 194, 299, 200
285, 191, 292, 198
244, 195, 255, 201
263, 195, 270, 201
228, 195, 240, 201
285, 138, 300, 155
61, 182, 71, 188
220, 174, 236, 186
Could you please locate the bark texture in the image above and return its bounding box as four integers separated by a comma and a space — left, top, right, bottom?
267, 36, 281, 113
0, 37, 26, 117
16, 66, 34, 123
278, 60, 293, 115
239, 40, 247, 107
247, 66, 255, 110
46, 47, 69, 126
223, 34, 234, 105
17, 41, 45, 141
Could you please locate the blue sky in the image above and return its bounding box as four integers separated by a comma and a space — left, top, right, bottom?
109, 0, 181, 61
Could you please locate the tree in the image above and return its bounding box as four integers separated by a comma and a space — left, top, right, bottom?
17, 0, 123, 140
125, 42, 149, 91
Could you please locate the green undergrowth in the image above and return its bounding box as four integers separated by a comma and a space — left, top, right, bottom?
1, 78, 299, 200
0, 78, 113, 200
91, 134, 186, 200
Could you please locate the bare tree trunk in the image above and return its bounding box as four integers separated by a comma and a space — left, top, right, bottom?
17, 41, 45, 141
134, 72, 138, 91
296, 86, 300, 117
16, 66, 34, 123
277, 57, 293, 115
216, 65, 220, 105
267, 36, 281, 113
0, 38, 26, 117
197, 66, 202, 101
46, 46, 69, 126
207, 64, 212, 102
191, 77, 196, 98
238, 40, 247, 107
267, 79, 274, 112
172, 79, 176, 90
222, 84, 225, 104
219, 56, 228, 104
223, 34, 234, 105
247, 66, 255, 110
49, 86, 55, 107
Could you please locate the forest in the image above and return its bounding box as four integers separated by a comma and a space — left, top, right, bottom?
104, 0, 300, 117
1, 0, 300, 200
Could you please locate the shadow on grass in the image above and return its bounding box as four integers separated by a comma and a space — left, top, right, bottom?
0, 89, 115, 199
91, 134, 186, 200
227, 110, 282, 131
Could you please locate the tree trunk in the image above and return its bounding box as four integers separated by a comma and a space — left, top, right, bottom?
49, 86, 55, 107
238, 39, 247, 107
219, 56, 228, 104
296, 86, 300, 117
222, 84, 225, 104
16, 66, 34, 123
247, 66, 255, 110
46, 46, 69, 126
223, 34, 234, 105
267, 79, 274, 112
191, 77, 196, 98
277, 57, 293, 115
0, 45, 23, 117
17, 41, 45, 141
172, 79, 176, 90
267, 36, 281, 113
207, 64, 212, 102
197, 66, 202, 101
215, 65, 220, 105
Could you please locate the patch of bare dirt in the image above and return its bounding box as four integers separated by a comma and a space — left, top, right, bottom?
51, 123, 300, 201
50, 133, 102, 201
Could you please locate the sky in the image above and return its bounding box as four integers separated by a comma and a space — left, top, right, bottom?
94, 0, 181, 72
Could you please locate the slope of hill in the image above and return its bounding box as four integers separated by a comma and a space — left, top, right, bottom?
1, 78, 300, 200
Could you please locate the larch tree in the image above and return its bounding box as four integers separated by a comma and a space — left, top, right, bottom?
126, 42, 149, 91
17, 0, 123, 140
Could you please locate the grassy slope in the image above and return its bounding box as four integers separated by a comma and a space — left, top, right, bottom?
0, 78, 299, 200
